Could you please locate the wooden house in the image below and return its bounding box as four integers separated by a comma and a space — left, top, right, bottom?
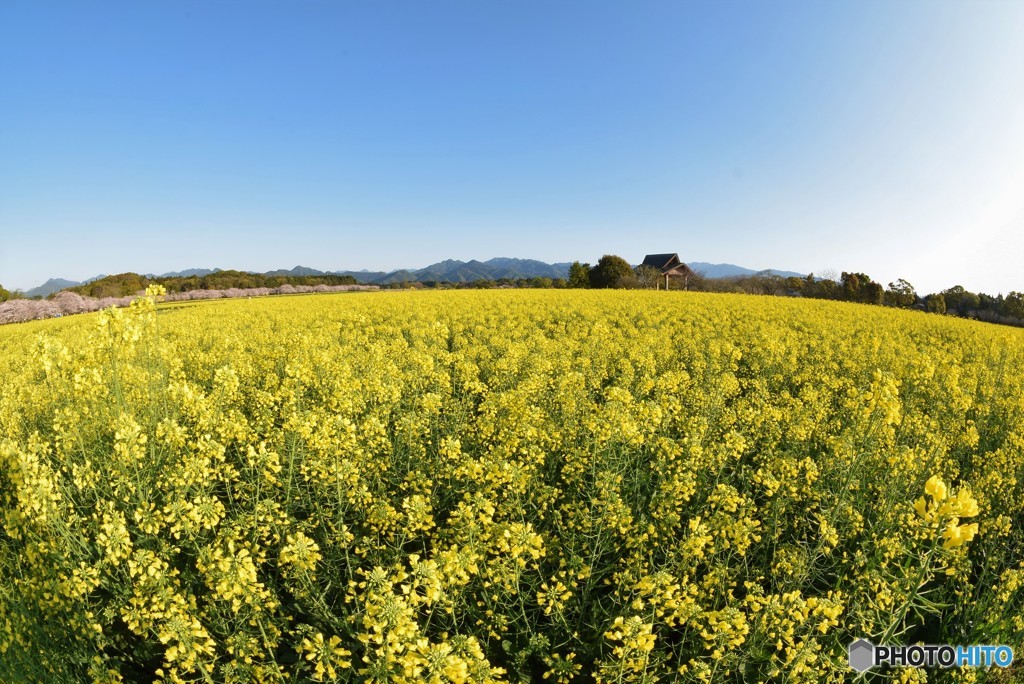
641, 253, 695, 290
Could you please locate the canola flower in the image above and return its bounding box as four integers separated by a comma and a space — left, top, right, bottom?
0, 289, 1022, 682
915, 475, 980, 549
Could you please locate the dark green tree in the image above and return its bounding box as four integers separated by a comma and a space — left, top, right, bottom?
925, 294, 947, 314
803, 273, 839, 300
865, 281, 884, 305
784, 276, 806, 294
941, 285, 980, 314
884, 279, 917, 308
568, 262, 591, 288
840, 272, 863, 301
0, 283, 10, 302
841, 272, 883, 305
1004, 292, 1024, 320
589, 255, 633, 289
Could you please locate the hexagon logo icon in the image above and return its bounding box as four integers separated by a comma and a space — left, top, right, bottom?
848, 639, 875, 672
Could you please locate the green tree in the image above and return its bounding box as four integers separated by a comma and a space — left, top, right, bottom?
804, 273, 838, 300
925, 293, 946, 314
841, 272, 883, 305
0, 283, 10, 302
589, 255, 633, 289
941, 285, 980, 314
1004, 292, 1024, 320
884, 279, 917, 308
784, 276, 806, 294
527, 277, 553, 289
568, 262, 591, 288
840, 272, 862, 301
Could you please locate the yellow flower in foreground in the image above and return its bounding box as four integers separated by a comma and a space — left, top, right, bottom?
953, 488, 979, 518
942, 522, 979, 550
917, 475, 981, 550
924, 475, 947, 502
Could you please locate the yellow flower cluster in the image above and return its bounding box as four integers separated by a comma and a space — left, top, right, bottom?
0, 289, 1022, 682
915, 475, 980, 549
599, 615, 658, 678
279, 531, 322, 580
299, 632, 351, 681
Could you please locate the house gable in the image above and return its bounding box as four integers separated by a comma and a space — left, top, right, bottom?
641, 253, 681, 271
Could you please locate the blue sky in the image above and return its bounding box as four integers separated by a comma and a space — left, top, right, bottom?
2, 1, 1022, 295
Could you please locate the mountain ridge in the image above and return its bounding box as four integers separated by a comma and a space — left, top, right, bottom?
25, 275, 106, 298
687, 262, 804, 279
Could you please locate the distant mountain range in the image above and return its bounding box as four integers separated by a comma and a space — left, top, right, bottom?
687, 262, 804, 279
144, 268, 219, 278
25, 275, 106, 298
333, 258, 575, 284
25, 270, 218, 296
24, 258, 806, 295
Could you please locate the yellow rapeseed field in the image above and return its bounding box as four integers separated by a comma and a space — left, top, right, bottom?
1, 288, 1022, 682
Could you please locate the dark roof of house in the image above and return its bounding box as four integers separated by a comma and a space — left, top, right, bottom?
642, 253, 695, 277
642, 253, 680, 270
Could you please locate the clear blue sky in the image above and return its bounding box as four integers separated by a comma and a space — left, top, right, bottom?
2, 1, 1022, 295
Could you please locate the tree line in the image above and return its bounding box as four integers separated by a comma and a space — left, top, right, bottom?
65, 271, 361, 298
